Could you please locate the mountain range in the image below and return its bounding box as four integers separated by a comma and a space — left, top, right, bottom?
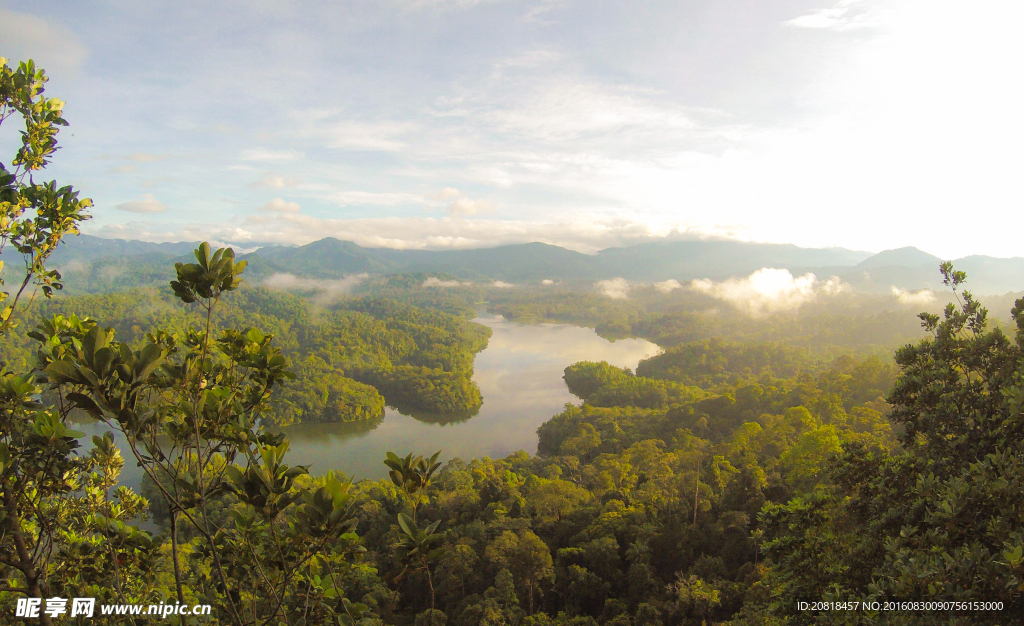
4, 235, 1023, 295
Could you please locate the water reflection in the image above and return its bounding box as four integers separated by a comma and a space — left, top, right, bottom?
281, 312, 660, 480
71, 314, 661, 487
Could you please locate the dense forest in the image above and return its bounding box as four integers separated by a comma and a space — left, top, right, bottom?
4, 58, 1024, 626
0, 287, 491, 424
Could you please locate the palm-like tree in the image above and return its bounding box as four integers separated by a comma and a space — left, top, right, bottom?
384, 450, 442, 520
394, 512, 445, 610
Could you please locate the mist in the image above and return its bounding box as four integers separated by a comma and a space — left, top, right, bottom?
262, 272, 368, 305
596, 278, 631, 300
689, 268, 848, 316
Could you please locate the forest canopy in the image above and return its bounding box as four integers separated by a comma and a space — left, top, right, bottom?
0, 286, 491, 425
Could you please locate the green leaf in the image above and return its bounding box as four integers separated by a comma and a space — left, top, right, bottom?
397, 512, 415, 537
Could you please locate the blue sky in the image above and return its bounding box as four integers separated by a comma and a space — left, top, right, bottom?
2, 0, 1022, 257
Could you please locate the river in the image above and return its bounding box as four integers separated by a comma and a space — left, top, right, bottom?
76, 312, 660, 485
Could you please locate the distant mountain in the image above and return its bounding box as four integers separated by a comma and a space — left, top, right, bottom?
253, 240, 595, 281
246, 239, 875, 283
53, 235, 199, 262
835, 249, 1024, 295
7, 234, 1023, 296
945, 256, 1024, 295
593, 240, 874, 281
856, 247, 943, 269
256, 238, 398, 277
381, 242, 597, 281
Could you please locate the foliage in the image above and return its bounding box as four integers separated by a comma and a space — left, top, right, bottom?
752, 264, 1024, 625
0, 286, 491, 425
0, 58, 91, 332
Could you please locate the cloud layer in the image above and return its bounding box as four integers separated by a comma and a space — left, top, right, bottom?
595, 278, 630, 300
690, 268, 847, 315
262, 272, 368, 305
890, 286, 935, 305
115, 194, 168, 214
423, 277, 472, 287
654, 279, 682, 293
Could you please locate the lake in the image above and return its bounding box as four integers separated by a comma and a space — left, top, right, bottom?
76, 313, 660, 485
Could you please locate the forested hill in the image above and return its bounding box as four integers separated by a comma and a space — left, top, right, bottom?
11, 234, 1024, 295
0, 285, 492, 425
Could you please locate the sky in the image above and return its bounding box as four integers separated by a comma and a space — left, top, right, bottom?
1, 0, 1022, 258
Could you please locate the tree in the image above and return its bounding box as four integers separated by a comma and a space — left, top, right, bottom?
0, 58, 91, 333
385, 450, 443, 519
487, 531, 553, 614
43, 243, 372, 625
758, 265, 1024, 624
395, 512, 446, 610
669, 574, 721, 622
0, 58, 145, 626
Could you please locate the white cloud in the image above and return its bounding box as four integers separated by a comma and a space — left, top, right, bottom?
325, 191, 423, 206
690, 268, 848, 316
424, 187, 491, 217
448, 197, 490, 216
208, 240, 261, 254
596, 277, 630, 299
423, 277, 472, 287
262, 272, 368, 305
399, 0, 505, 11
891, 286, 935, 305
783, 0, 883, 31
128, 153, 169, 163
239, 148, 303, 161
654, 279, 682, 293
0, 10, 87, 75
250, 173, 300, 189
491, 280, 515, 288
541, 279, 554, 285
425, 187, 462, 201
326, 120, 414, 151
115, 194, 168, 214
821, 276, 849, 295
259, 198, 301, 213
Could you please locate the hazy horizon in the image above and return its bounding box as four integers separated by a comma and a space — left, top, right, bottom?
42, 232, 1024, 263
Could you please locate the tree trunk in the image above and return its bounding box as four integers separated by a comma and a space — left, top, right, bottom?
4, 490, 53, 626
426, 565, 436, 610
693, 458, 700, 528
170, 509, 185, 603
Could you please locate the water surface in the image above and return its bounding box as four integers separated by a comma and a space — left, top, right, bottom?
282, 312, 660, 479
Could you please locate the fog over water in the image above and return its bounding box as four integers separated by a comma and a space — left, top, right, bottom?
77, 313, 660, 487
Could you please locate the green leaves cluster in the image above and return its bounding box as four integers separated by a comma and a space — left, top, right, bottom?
171, 243, 247, 304
1, 58, 91, 332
